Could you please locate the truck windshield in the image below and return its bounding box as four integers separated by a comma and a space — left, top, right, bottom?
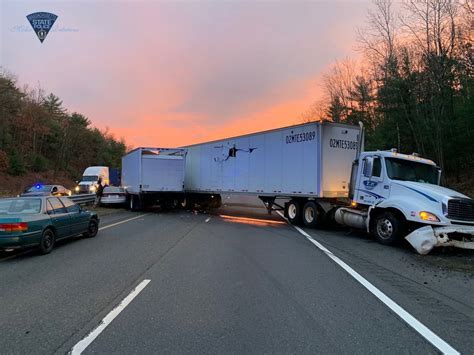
82, 175, 99, 182
385, 158, 439, 184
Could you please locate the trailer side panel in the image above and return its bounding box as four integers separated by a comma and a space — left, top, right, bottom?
184, 123, 323, 197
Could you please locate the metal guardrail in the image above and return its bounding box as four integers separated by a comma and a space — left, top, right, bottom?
69, 193, 96, 205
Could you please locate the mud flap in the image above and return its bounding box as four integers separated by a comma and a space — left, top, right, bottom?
405, 226, 438, 255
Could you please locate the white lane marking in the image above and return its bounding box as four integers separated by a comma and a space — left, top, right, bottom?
70, 279, 151, 355
205, 217, 211, 223
99, 214, 148, 231
276, 211, 459, 355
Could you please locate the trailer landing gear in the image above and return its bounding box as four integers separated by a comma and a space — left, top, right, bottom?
258, 196, 285, 215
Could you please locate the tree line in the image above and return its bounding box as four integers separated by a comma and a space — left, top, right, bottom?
0, 71, 126, 178
304, 0, 473, 184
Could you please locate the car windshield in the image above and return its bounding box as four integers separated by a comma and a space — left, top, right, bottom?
26, 185, 52, 192
0, 198, 42, 214
385, 158, 439, 184
82, 175, 99, 182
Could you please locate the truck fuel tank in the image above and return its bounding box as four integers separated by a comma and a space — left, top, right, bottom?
334, 207, 367, 230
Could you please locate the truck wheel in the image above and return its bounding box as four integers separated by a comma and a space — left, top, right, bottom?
39, 229, 55, 255
181, 198, 193, 210
371, 211, 405, 245
286, 199, 302, 224
302, 201, 320, 228
129, 195, 141, 211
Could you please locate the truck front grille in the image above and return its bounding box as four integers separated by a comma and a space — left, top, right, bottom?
447, 198, 474, 222
79, 185, 90, 193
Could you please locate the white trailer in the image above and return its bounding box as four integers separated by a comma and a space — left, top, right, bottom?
121, 148, 186, 210
182, 122, 361, 220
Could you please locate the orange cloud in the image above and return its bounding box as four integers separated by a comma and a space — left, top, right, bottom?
108, 76, 324, 148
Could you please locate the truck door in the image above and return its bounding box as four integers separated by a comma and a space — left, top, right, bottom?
356, 155, 389, 205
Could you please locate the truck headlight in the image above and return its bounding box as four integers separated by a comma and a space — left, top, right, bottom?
75, 186, 80, 192
419, 211, 440, 222
89, 185, 97, 192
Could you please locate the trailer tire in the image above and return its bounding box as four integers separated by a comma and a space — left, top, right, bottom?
286, 199, 302, 225
181, 197, 194, 210
129, 195, 141, 212
371, 211, 405, 245
302, 201, 320, 228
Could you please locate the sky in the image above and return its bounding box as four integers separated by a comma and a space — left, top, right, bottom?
1, 0, 370, 148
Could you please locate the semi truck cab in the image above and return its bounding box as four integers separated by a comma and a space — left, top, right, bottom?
339, 150, 474, 253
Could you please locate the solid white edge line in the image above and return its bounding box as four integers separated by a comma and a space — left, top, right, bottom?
276, 211, 459, 355
70, 279, 151, 355
99, 213, 148, 231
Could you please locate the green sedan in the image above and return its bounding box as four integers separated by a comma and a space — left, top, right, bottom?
0, 196, 99, 254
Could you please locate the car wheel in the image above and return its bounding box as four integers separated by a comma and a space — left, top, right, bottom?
84, 219, 99, 238
39, 229, 55, 254
286, 199, 302, 225
371, 211, 405, 245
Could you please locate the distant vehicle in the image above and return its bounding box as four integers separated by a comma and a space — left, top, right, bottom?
0, 196, 99, 254
75, 166, 109, 194
100, 186, 127, 206
21, 184, 72, 197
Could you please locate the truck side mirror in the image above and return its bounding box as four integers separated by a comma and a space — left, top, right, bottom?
363, 157, 374, 177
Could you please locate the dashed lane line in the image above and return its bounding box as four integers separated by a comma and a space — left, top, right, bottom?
70, 279, 151, 354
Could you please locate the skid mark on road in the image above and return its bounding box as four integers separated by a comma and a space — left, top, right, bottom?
276, 211, 460, 355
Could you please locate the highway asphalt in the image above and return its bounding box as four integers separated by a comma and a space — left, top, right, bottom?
0, 206, 472, 354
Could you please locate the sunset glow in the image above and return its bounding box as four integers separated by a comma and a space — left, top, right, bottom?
1, 0, 370, 148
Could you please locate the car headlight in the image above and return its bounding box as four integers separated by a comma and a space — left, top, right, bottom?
419, 211, 440, 222
75, 186, 80, 192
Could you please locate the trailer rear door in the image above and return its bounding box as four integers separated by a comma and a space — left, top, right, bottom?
141, 155, 185, 192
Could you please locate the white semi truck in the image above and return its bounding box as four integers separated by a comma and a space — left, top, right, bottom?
75, 166, 110, 194
124, 121, 474, 253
